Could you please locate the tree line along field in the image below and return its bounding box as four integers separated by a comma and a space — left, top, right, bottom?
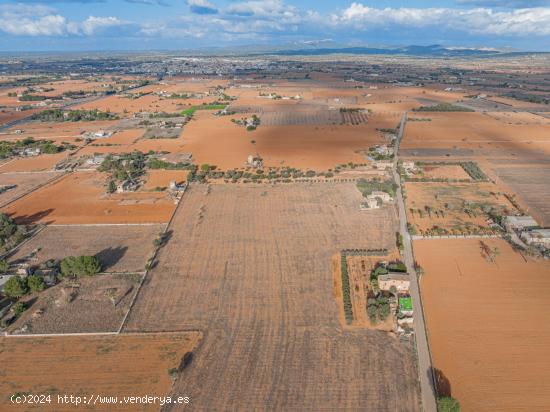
124, 183, 420, 411
415, 239, 550, 412
0, 332, 202, 411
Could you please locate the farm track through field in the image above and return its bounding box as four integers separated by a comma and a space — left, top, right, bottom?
124, 183, 420, 411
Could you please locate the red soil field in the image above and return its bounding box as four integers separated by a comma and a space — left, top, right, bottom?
402, 112, 550, 158
404, 182, 517, 233
416, 239, 550, 412
420, 164, 472, 180
2, 171, 175, 224
0, 332, 202, 411
0, 153, 68, 172
142, 170, 189, 190
2, 120, 119, 144
181, 110, 399, 170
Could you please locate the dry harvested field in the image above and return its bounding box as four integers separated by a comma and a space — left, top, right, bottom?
78, 129, 145, 155
0, 108, 41, 124
494, 166, 550, 226
416, 238, 550, 412
8, 273, 141, 335
143, 170, 189, 190
0, 171, 64, 208
401, 112, 550, 160
404, 182, 517, 233
72, 93, 218, 115
484, 111, 550, 125
9, 224, 165, 273
418, 164, 472, 181
2, 120, 119, 144
0, 153, 68, 173
3, 172, 176, 224
0, 332, 202, 411
182, 110, 399, 170
124, 183, 420, 411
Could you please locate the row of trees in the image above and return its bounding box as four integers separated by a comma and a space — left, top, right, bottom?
32, 109, 119, 122
340, 254, 353, 325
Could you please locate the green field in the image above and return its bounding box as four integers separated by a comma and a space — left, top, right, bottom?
181, 104, 226, 116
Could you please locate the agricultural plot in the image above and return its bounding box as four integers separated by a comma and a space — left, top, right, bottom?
494, 166, 550, 226
182, 110, 397, 170
411, 164, 472, 181
142, 170, 189, 190
2, 172, 176, 224
0, 153, 69, 173
401, 111, 550, 161
404, 182, 518, 235
334, 251, 399, 331
124, 183, 420, 411
0, 171, 64, 208
0, 332, 202, 411
259, 109, 341, 126
415, 239, 550, 412
9, 224, 165, 273
2, 120, 119, 144
7, 273, 142, 335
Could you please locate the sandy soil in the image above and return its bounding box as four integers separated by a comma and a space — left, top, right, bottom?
419, 164, 472, 180
402, 112, 550, 159
181, 110, 398, 170
8, 274, 142, 335
0, 171, 64, 208
416, 238, 550, 412
404, 182, 517, 233
0, 332, 202, 411
124, 183, 419, 411
3, 171, 176, 224
0, 153, 68, 173
2, 120, 119, 144
10, 224, 165, 273
142, 170, 189, 190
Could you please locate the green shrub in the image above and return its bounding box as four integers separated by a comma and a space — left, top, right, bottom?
60, 256, 101, 278
3, 276, 28, 298
0, 259, 9, 273
437, 396, 460, 412
12, 302, 27, 317
27, 275, 45, 293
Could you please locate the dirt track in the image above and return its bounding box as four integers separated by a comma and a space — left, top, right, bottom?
124, 183, 419, 411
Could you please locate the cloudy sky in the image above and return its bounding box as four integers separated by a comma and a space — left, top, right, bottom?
0, 0, 549, 51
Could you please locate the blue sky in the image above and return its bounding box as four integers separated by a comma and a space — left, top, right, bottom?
0, 0, 549, 51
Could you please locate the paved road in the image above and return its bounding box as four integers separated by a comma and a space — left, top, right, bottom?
393, 112, 438, 412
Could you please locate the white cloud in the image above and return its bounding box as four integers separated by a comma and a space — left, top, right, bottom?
335, 3, 550, 36
81, 16, 124, 35
0, 5, 126, 37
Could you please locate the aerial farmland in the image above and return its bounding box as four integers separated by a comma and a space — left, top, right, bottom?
0, 49, 549, 412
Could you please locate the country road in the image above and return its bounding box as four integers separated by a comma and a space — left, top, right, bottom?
393, 112, 438, 412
